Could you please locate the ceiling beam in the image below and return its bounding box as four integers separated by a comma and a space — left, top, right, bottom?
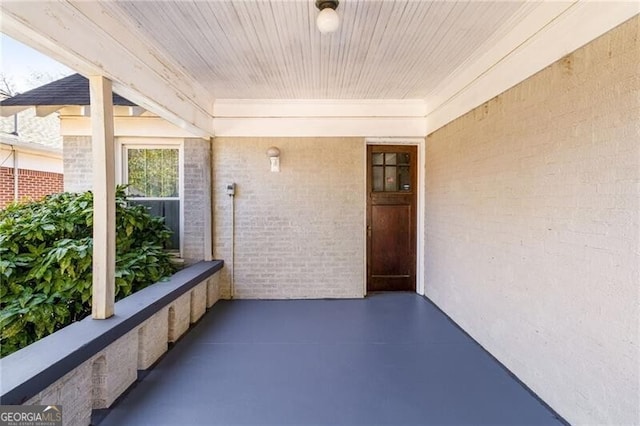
212, 99, 427, 137
213, 100, 428, 118
0, 0, 214, 137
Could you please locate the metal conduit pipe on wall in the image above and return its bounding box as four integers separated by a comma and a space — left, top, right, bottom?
13, 149, 18, 202
227, 182, 236, 299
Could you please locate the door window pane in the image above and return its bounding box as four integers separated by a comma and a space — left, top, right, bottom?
385, 166, 397, 191
385, 153, 397, 165
373, 167, 384, 192
372, 153, 384, 165
398, 166, 410, 191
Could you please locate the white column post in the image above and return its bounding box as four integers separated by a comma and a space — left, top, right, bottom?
90, 76, 116, 319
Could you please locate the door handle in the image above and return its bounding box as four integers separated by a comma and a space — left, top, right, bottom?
367, 225, 372, 238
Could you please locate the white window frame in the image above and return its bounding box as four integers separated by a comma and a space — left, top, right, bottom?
116, 138, 185, 257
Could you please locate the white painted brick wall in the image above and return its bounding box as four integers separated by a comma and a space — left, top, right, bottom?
26, 359, 93, 426
96, 330, 138, 408
213, 137, 365, 299
206, 275, 221, 308
137, 308, 169, 370
425, 16, 639, 425
168, 292, 191, 342
26, 329, 138, 422
21, 275, 222, 425
183, 138, 212, 263
190, 281, 207, 323
62, 136, 92, 193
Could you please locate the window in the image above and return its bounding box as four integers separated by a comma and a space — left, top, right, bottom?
123, 146, 181, 251
126, 149, 179, 198
371, 152, 411, 192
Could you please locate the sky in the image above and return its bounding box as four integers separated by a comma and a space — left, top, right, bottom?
1, 33, 73, 94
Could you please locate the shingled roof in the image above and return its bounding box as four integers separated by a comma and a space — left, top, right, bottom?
0, 73, 136, 107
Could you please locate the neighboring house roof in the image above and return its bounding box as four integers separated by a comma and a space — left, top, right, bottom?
0, 73, 135, 107
0, 73, 138, 151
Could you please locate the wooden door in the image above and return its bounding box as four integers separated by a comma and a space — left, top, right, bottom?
367, 145, 417, 292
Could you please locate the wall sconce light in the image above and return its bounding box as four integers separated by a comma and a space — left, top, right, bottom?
316, 0, 340, 34
266, 146, 281, 172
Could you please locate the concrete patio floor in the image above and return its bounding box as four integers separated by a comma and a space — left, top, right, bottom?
98, 293, 565, 425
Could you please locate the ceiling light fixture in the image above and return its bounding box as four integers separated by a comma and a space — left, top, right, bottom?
315, 0, 340, 34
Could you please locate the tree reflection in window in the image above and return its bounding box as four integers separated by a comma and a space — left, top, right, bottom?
127, 149, 179, 198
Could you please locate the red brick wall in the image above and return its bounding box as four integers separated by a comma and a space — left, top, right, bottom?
0, 167, 64, 209
0, 168, 13, 208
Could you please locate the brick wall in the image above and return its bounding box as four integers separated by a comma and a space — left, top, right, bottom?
183, 138, 212, 263
0, 167, 12, 207
213, 137, 365, 299
0, 167, 64, 208
23, 274, 222, 425
63, 136, 93, 193
425, 16, 639, 425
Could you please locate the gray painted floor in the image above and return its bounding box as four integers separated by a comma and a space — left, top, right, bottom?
99, 293, 564, 425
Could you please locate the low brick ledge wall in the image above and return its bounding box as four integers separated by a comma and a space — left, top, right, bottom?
0, 260, 223, 419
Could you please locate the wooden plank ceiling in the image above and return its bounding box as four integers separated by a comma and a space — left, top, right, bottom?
105, 0, 529, 100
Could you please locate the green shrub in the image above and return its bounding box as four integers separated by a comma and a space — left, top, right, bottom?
0, 187, 176, 357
